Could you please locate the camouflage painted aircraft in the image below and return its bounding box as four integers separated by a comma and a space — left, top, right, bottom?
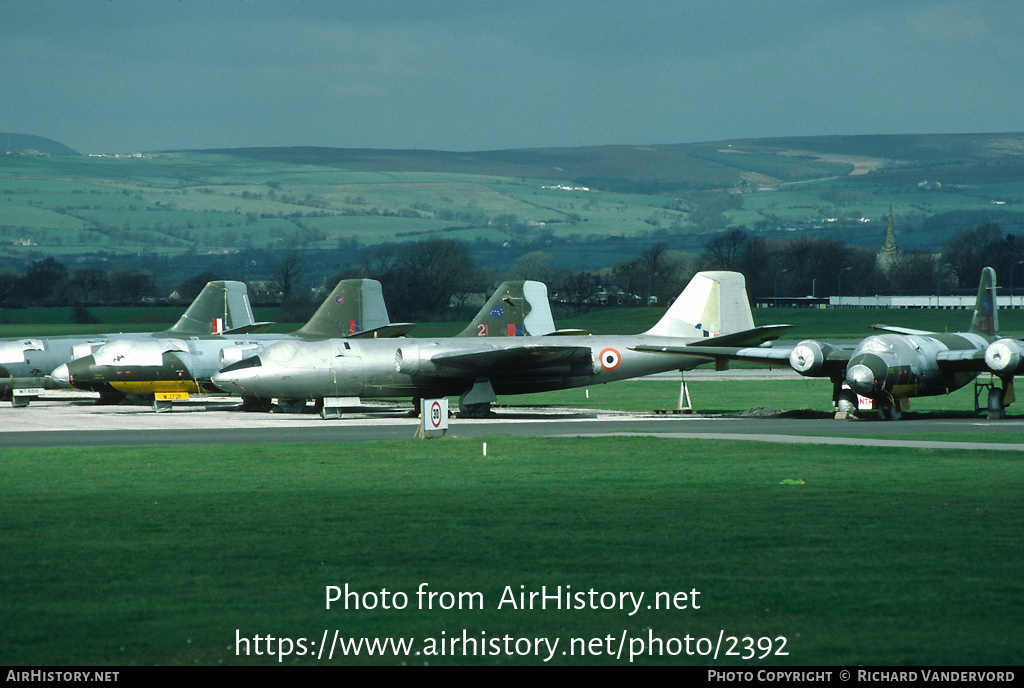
211, 271, 791, 417
636, 267, 1008, 420
0, 280, 258, 405
55, 278, 411, 410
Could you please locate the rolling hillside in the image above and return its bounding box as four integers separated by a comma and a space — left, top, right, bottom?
0, 133, 1022, 283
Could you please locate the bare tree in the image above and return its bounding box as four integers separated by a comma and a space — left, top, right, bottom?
273, 250, 304, 298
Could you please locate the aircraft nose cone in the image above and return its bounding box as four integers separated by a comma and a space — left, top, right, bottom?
212, 355, 262, 392
67, 356, 91, 377
51, 363, 70, 387
210, 371, 233, 391
847, 363, 876, 396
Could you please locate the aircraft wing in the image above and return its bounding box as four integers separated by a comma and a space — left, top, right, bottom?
430, 344, 593, 373
687, 324, 794, 347
631, 343, 795, 365
350, 323, 417, 338
633, 334, 853, 378
223, 321, 279, 334
936, 348, 990, 372
544, 329, 590, 336
873, 324, 934, 335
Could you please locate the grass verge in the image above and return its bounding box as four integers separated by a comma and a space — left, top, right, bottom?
2, 437, 1021, 665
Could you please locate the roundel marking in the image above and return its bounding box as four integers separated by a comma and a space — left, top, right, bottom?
336, 295, 345, 304
599, 347, 621, 371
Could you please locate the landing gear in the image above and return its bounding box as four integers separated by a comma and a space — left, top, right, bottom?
974, 376, 1014, 419
835, 388, 857, 417
988, 387, 1006, 420
458, 401, 492, 418
876, 396, 902, 421
240, 395, 274, 412
274, 398, 307, 414
458, 378, 497, 418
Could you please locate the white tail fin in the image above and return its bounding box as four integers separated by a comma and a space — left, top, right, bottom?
643, 271, 754, 338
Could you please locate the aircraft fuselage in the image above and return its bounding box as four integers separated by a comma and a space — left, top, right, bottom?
212, 333, 713, 401
844, 332, 991, 400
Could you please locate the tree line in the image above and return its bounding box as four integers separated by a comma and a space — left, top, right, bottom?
2, 224, 1020, 323
701, 224, 1024, 301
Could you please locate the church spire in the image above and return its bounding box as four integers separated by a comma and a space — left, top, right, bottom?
881, 204, 898, 254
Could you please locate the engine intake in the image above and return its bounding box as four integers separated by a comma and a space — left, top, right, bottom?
985, 338, 1024, 375
788, 340, 836, 377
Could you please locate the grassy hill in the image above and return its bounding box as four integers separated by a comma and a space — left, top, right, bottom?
1, 133, 79, 156
1, 133, 1023, 283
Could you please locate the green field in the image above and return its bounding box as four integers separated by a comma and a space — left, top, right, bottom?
2, 437, 1021, 666
3, 134, 1024, 264
3, 294, 1024, 666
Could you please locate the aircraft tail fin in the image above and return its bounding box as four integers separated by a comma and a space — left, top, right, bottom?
969, 266, 998, 337
294, 279, 392, 339
643, 271, 754, 338
456, 280, 556, 337
166, 280, 256, 335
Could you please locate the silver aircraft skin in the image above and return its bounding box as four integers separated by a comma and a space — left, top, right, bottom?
211, 271, 790, 416
636, 267, 1004, 420
54, 278, 410, 403
0, 280, 257, 396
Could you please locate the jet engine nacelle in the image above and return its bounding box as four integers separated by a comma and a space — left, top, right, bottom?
0, 339, 44, 365
788, 340, 837, 377
395, 345, 433, 376
985, 338, 1024, 375
219, 343, 263, 368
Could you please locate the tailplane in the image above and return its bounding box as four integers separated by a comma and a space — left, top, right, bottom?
969, 266, 998, 337
456, 281, 556, 337
643, 271, 754, 338
166, 281, 256, 335
294, 279, 408, 339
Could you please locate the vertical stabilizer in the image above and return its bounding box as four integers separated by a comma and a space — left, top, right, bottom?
643, 271, 754, 338
166, 281, 256, 335
969, 267, 998, 337
294, 279, 391, 338
456, 281, 556, 337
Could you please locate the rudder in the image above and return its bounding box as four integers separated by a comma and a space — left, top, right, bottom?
166, 281, 256, 335
969, 266, 998, 337
643, 271, 754, 338
456, 281, 556, 337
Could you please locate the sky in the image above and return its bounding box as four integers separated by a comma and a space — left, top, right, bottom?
2, 0, 1023, 154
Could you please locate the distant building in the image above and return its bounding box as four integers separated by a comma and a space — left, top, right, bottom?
877, 204, 899, 270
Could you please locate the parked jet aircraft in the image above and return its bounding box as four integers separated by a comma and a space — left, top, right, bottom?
54, 278, 412, 409
635, 267, 1005, 420
222, 280, 565, 414
211, 271, 791, 417
0, 280, 257, 404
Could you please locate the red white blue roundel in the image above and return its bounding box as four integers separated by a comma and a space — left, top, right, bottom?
599, 347, 621, 371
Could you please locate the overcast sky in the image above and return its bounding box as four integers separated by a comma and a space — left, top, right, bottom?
2, 0, 1023, 154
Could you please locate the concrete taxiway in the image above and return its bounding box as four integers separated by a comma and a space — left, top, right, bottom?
2, 388, 1023, 451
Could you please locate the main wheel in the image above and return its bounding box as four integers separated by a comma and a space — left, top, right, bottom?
459, 402, 492, 418
275, 398, 307, 414
877, 401, 902, 421
988, 387, 1006, 419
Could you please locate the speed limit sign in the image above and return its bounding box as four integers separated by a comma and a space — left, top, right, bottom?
420, 398, 448, 437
